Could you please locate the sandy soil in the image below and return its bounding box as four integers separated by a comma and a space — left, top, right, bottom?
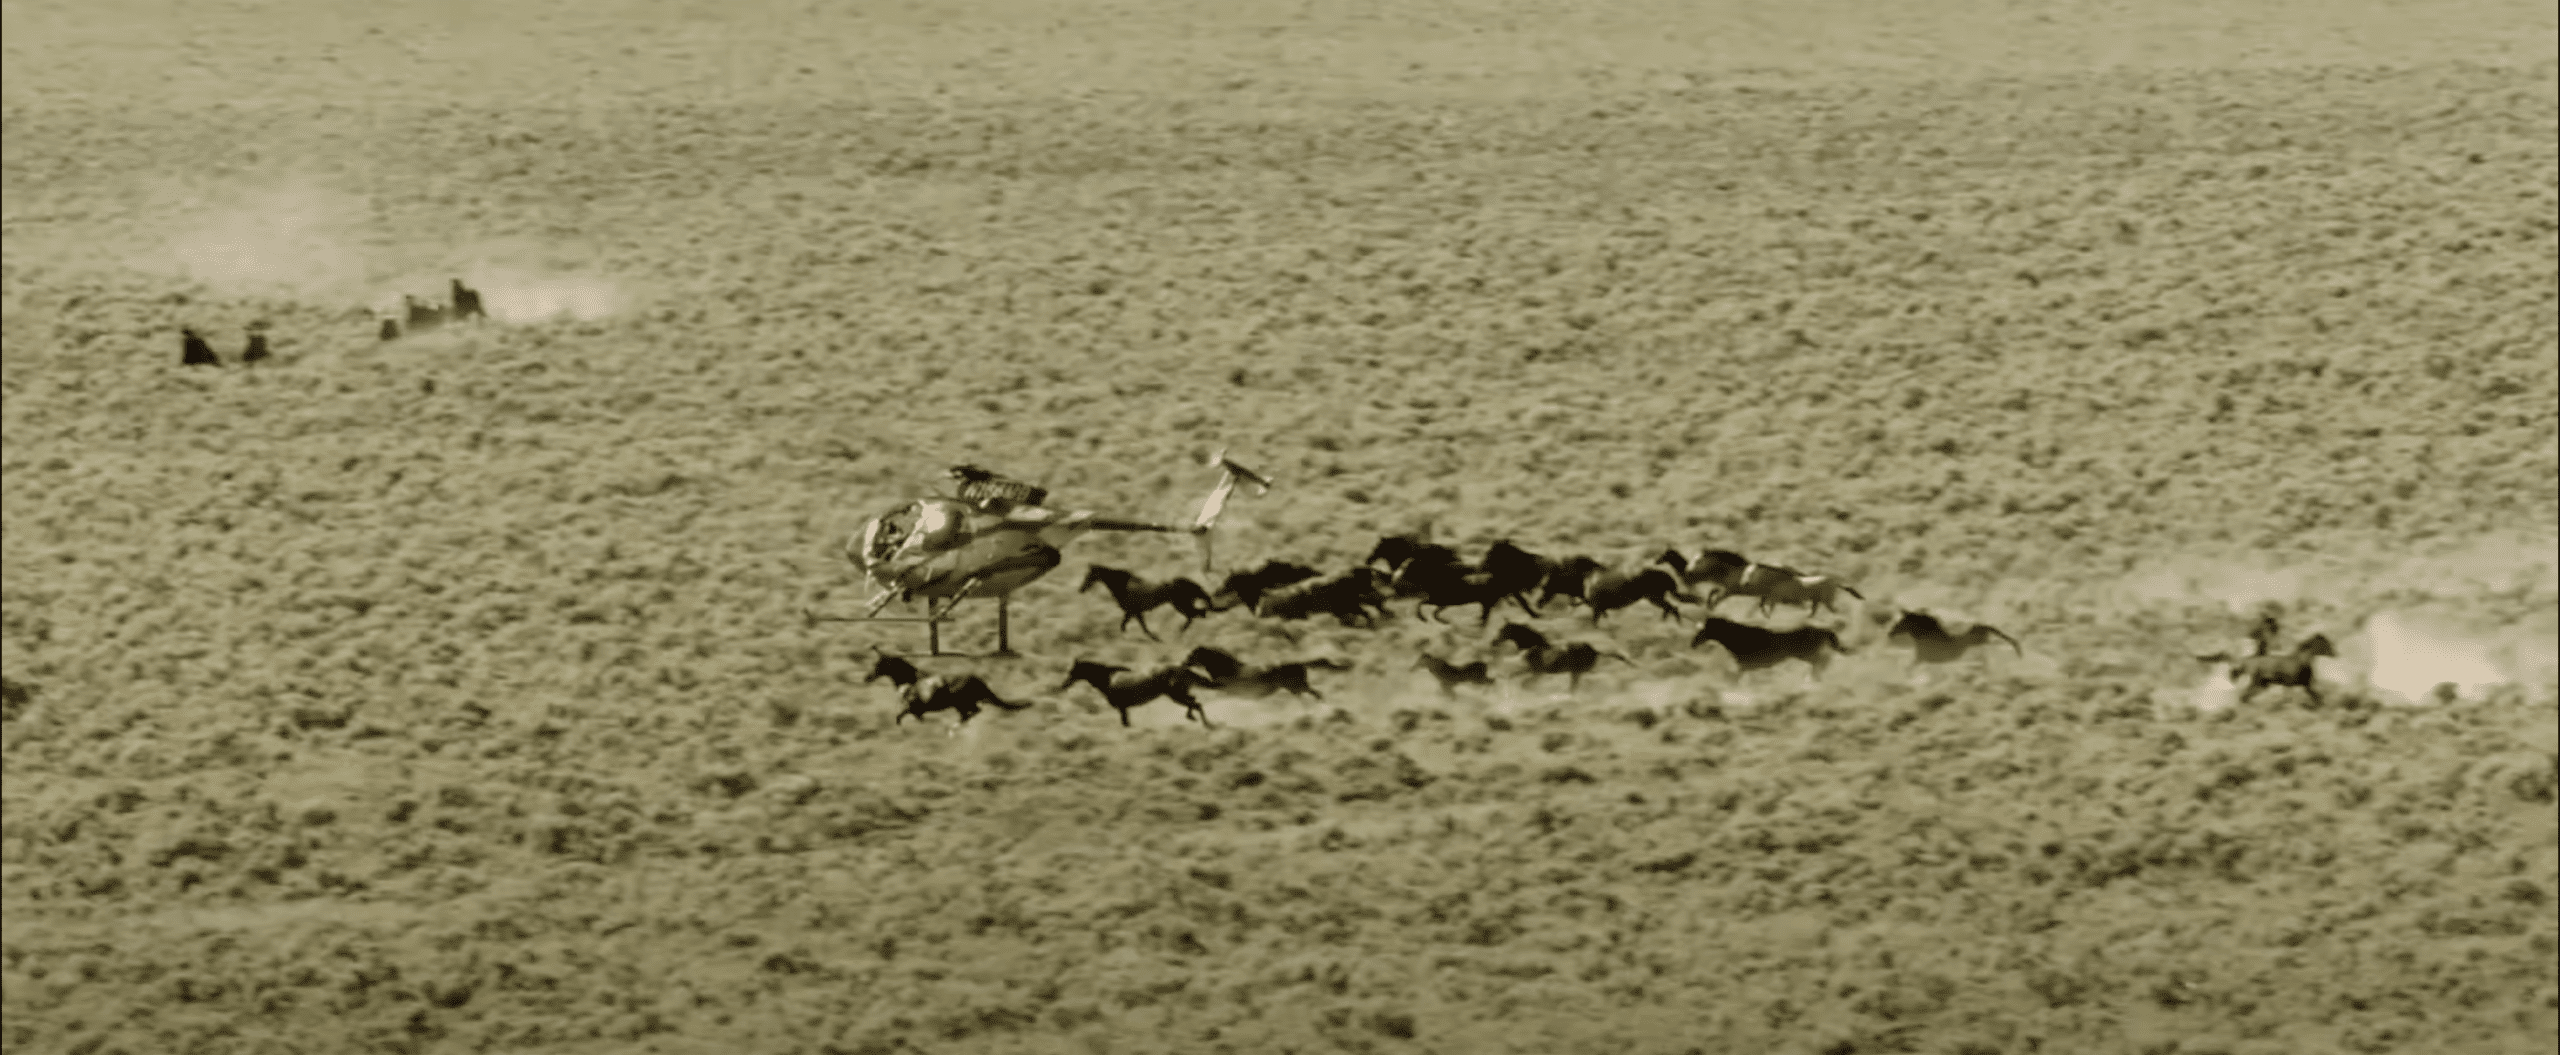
4, 3, 2556, 1053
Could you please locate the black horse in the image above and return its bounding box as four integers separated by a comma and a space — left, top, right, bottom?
1492, 622, 1632, 694
450, 278, 488, 322
1366, 535, 1463, 577
1689, 617, 1849, 678
1080, 566, 1214, 639
1062, 660, 1214, 727
1262, 568, 1394, 627
1413, 652, 1495, 697
1394, 559, 1531, 627
1885, 610, 2021, 665
1209, 560, 1324, 614
181, 327, 220, 366
1181, 646, 1348, 700
1582, 567, 1699, 625
865, 652, 1029, 726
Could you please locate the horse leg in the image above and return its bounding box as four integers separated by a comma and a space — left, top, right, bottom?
1134, 611, 1161, 641
1651, 595, 1683, 622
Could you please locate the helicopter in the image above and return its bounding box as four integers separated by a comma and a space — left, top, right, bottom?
808, 449, 1273, 655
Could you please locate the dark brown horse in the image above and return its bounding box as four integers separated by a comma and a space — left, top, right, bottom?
1413, 652, 1495, 696
2199, 634, 2337, 704
1062, 659, 1214, 727
1493, 623, 1632, 694
1581, 567, 1699, 625
1689, 617, 1849, 678
1080, 566, 1214, 639
1656, 548, 1755, 600
1261, 568, 1394, 627
1181, 646, 1349, 700
1208, 560, 1323, 614
1885, 610, 2021, 665
450, 278, 488, 322
865, 652, 1029, 726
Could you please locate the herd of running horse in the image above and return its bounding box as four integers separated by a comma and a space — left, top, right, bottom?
870, 535, 2334, 728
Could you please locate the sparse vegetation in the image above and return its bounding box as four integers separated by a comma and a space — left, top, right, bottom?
3, 4, 2556, 1055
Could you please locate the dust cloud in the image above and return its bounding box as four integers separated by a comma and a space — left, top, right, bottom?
150, 179, 374, 303
141, 176, 625, 324
2137, 536, 2558, 709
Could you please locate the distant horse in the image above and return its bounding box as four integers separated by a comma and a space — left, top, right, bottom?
241, 327, 271, 365
1182, 646, 1349, 700
1080, 566, 1214, 639
865, 651, 1028, 726
1492, 622, 1632, 694
180, 328, 220, 366
1885, 610, 2021, 665
1413, 652, 1495, 697
1689, 617, 1849, 678
450, 278, 488, 322
404, 295, 447, 334
2199, 634, 2337, 704
1062, 659, 1213, 727
1209, 560, 1324, 614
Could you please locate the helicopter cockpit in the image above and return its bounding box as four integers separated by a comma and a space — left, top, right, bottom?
861, 469, 1036, 560
823, 452, 1271, 653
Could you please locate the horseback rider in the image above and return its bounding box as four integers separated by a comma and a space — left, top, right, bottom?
2248, 606, 2284, 656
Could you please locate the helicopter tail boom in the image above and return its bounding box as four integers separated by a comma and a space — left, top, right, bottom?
1194, 449, 1273, 532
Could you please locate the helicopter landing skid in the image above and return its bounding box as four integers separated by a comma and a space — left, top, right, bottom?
804, 590, 1016, 658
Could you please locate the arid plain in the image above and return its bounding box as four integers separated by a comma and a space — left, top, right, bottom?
4, 3, 2557, 1053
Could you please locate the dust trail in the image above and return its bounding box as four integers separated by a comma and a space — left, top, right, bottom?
149, 179, 374, 303
2357, 609, 2556, 705
2125, 536, 2556, 709
134, 176, 628, 324
451, 267, 623, 325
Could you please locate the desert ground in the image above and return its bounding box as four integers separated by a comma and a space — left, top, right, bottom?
4, 2, 2557, 1053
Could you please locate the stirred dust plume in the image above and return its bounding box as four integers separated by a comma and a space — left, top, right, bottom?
136, 176, 627, 324
2135, 536, 2559, 709
149, 179, 374, 303
456, 267, 624, 325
